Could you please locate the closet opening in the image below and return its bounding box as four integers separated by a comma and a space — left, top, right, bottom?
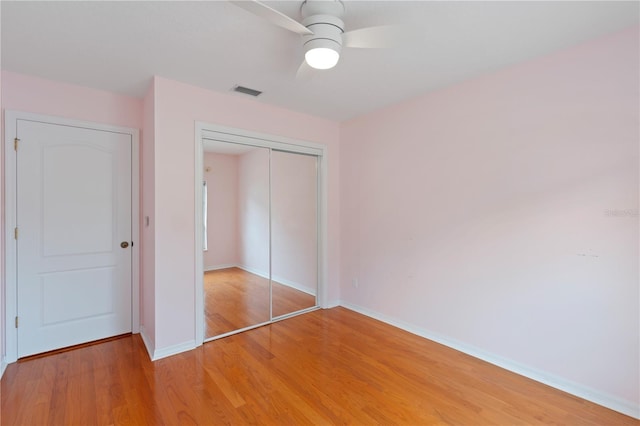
194, 124, 326, 343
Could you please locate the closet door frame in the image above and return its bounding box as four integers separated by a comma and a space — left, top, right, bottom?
194, 122, 328, 346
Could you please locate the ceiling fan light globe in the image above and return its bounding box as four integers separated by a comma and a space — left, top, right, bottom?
305, 47, 340, 70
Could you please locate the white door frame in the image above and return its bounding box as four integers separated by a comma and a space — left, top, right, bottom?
194, 122, 329, 346
3, 110, 140, 364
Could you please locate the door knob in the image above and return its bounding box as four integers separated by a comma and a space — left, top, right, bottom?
120, 241, 129, 249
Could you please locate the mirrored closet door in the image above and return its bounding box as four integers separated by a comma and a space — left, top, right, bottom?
202, 139, 320, 340
203, 143, 270, 338
271, 150, 318, 318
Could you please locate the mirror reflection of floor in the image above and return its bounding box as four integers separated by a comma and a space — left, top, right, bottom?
204, 267, 316, 339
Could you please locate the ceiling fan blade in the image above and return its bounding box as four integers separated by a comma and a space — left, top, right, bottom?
342, 25, 401, 48
229, 0, 313, 35
296, 60, 315, 80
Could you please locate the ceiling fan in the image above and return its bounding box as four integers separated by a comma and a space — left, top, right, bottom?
229, 0, 398, 75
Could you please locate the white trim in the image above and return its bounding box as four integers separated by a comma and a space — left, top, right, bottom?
206, 321, 271, 342
317, 154, 329, 308
268, 146, 273, 323
139, 325, 155, 360
195, 122, 328, 342
204, 263, 239, 272
0, 359, 7, 379
140, 325, 195, 361
339, 301, 640, 420
236, 264, 268, 279
324, 300, 341, 309
272, 275, 315, 296
272, 305, 320, 322
151, 340, 197, 361
3, 110, 141, 363
236, 265, 316, 296
4, 113, 18, 364
204, 305, 321, 344
201, 125, 324, 156
194, 122, 205, 347
131, 134, 141, 334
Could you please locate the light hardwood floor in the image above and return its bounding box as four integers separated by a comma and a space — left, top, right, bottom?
2, 307, 637, 425
205, 267, 316, 338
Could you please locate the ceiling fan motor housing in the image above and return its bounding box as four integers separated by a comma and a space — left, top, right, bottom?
301, 1, 345, 56
302, 14, 344, 55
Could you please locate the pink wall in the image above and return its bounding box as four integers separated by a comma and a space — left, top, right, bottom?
1, 71, 142, 130
152, 76, 340, 349
203, 152, 239, 270
340, 26, 639, 409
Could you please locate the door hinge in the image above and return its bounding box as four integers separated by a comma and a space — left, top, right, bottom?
14, 227, 18, 240
14, 137, 19, 151
15, 316, 19, 328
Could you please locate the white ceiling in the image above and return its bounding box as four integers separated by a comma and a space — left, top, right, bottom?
1, 1, 638, 122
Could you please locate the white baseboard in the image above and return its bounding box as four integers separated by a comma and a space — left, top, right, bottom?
324, 300, 341, 309
237, 264, 266, 278
237, 265, 316, 295
139, 326, 155, 361
272, 274, 316, 296
0, 358, 7, 380
204, 263, 238, 272
152, 340, 197, 361
140, 325, 196, 361
339, 301, 640, 420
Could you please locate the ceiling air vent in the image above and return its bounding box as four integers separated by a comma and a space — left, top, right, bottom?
232, 85, 262, 97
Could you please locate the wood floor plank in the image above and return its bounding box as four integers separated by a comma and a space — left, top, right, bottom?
2, 307, 638, 425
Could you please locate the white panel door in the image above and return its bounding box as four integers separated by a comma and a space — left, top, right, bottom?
16, 119, 132, 358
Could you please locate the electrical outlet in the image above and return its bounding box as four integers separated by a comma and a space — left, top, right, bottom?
352, 278, 359, 288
